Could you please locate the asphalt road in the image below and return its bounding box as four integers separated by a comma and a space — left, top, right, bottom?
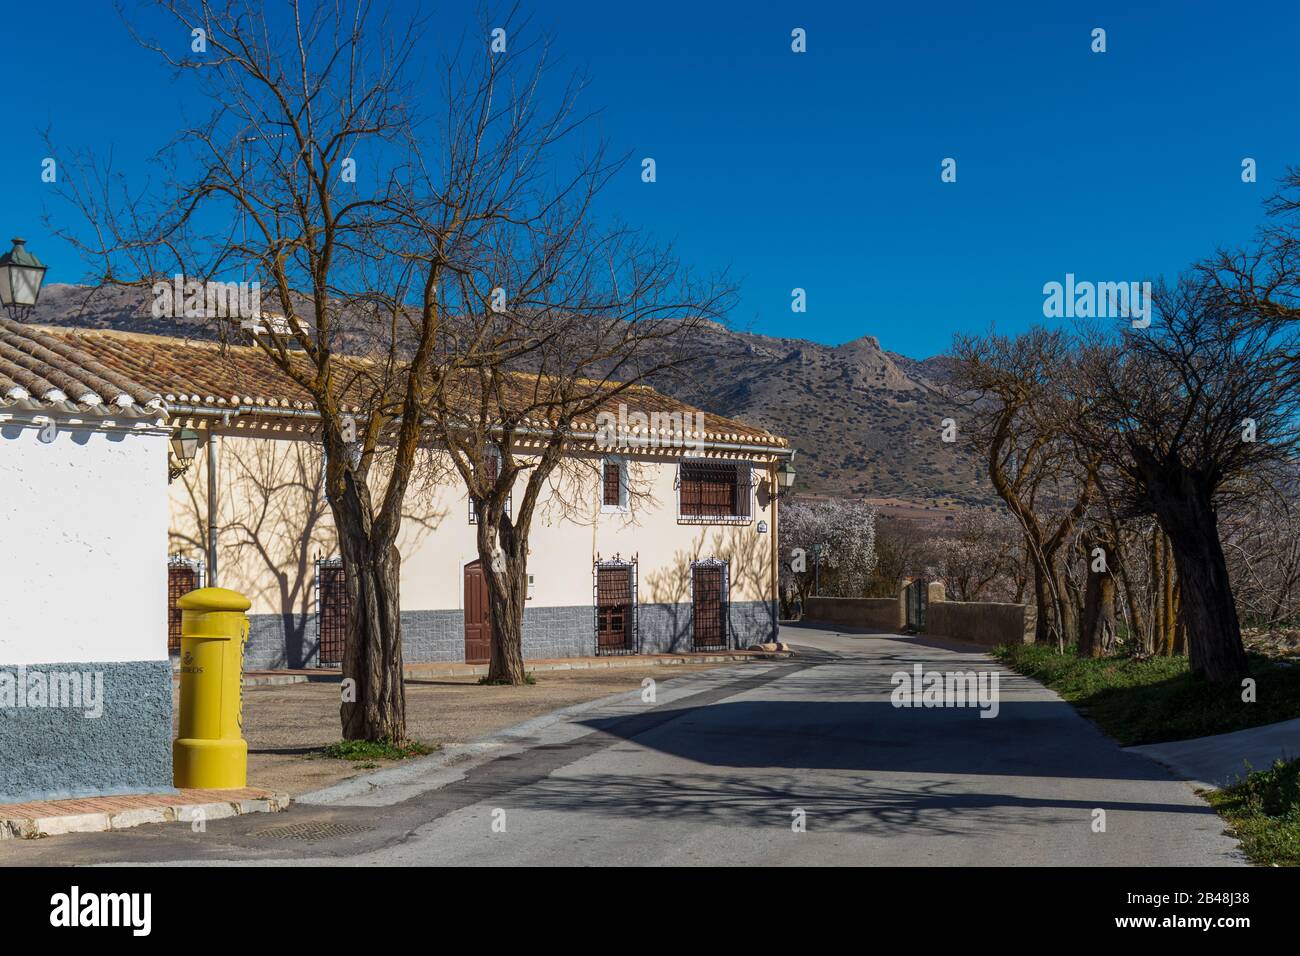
0, 627, 1243, 866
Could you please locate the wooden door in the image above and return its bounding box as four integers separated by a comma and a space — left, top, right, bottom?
596, 566, 632, 653
692, 564, 726, 649
464, 559, 493, 664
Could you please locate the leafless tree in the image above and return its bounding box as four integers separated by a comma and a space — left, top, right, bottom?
949, 328, 1098, 648
45, 2, 729, 725
1073, 276, 1299, 681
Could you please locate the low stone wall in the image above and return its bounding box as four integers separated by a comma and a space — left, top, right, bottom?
926, 601, 1035, 646
803, 596, 904, 632
802, 586, 1035, 647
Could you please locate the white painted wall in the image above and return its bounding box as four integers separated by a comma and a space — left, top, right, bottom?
0, 417, 169, 665
167, 430, 778, 617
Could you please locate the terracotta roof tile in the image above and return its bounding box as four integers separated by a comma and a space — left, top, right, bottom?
34, 325, 786, 448
0, 319, 163, 417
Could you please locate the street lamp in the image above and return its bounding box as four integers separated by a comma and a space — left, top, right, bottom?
0, 238, 48, 320
169, 428, 201, 482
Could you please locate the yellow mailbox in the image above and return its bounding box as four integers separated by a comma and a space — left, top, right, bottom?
173, 587, 251, 789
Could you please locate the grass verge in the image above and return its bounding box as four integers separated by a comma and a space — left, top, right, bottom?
1204, 759, 1300, 866
315, 738, 438, 761
991, 643, 1300, 746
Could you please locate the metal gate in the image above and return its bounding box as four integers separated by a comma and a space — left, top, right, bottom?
595, 556, 638, 655
905, 579, 928, 631
316, 558, 349, 666
166, 558, 202, 653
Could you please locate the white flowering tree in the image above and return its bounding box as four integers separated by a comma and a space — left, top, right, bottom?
779, 498, 878, 615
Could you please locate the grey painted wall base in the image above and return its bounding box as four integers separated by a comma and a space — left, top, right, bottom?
0, 659, 173, 804
244, 599, 778, 669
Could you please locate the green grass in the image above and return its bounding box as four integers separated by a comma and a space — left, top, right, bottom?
1205, 759, 1300, 866
315, 738, 437, 761
477, 672, 538, 686
992, 643, 1300, 746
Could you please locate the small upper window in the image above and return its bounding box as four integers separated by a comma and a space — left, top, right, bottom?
603, 459, 622, 507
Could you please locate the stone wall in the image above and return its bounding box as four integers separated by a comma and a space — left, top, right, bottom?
802, 596, 904, 632
802, 583, 1035, 647
926, 601, 1036, 646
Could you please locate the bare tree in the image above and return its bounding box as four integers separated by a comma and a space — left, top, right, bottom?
1074, 277, 1299, 681
44, 3, 727, 728
949, 328, 1098, 647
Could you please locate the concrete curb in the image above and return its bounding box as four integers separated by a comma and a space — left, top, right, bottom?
0, 792, 292, 840
1124, 715, 1300, 792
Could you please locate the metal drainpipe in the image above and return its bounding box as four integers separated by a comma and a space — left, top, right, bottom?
206, 428, 219, 587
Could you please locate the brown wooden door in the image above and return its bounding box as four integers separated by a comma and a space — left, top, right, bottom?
167, 564, 198, 653
692, 564, 726, 649
464, 560, 493, 664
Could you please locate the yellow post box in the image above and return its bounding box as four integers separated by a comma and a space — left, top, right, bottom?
173, 587, 251, 789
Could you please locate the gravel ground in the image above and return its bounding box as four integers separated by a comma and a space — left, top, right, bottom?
200, 664, 731, 796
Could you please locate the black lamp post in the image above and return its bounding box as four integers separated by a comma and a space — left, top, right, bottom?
0, 238, 48, 320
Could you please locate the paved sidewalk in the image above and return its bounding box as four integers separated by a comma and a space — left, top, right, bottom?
1126, 716, 1300, 790
0, 788, 289, 840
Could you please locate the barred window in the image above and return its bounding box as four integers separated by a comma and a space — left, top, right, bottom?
678, 461, 753, 523
602, 459, 623, 507
317, 559, 349, 666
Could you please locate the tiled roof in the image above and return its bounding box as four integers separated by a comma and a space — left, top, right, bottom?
33, 326, 787, 448
0, 318, 163, 418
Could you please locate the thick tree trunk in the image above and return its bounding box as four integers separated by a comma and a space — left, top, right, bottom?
478, 518, 528, 685
1154, 492, 1249, 683
1032, 562, 1053, 643
336, 517, 407, 742
1053, 566, 1078, 649
1161, 532, 1176, 655
1079, 536, 1116, 658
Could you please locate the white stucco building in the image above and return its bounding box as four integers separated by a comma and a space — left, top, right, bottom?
37, 325, 791, 671
0, 318, 173, 802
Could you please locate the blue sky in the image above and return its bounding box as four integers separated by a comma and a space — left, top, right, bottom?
4, 0, 1298, 358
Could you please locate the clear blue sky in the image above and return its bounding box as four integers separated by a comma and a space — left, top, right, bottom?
4, 0, 1298, 358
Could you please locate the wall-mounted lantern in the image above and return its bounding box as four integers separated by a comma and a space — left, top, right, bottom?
771, 452, 797, 501
169, 428, 201, 482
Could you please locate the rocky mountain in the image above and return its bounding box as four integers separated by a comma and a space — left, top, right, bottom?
24, 284, 993, 515
641, 323, 992, 514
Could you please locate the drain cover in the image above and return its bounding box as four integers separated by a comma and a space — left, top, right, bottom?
255, 821, 372, 841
